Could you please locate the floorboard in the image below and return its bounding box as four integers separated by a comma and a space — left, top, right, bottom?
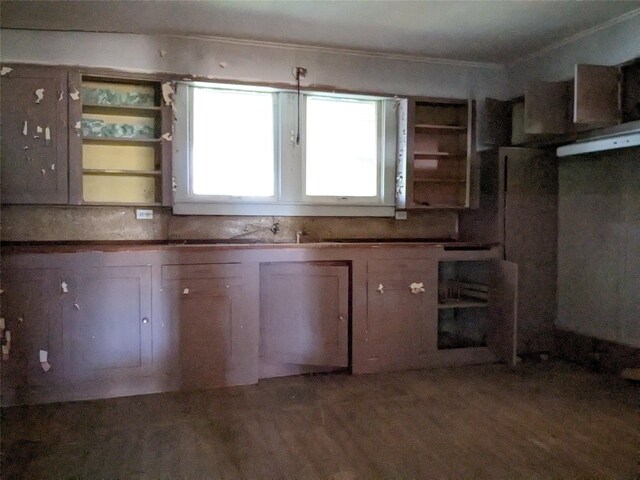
1, 360, 638, 479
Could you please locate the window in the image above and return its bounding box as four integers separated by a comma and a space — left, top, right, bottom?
173, 82, 398, 216
305, 96, 378, 198
191, 88, 274, 197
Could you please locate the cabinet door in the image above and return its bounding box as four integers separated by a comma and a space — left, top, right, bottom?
1, 66, 68, 204
0, 269, 64, 393
487, 261, 518, 366
574, 64, 621, 125
482, 98, 511, 146
63, 266, 152, 381
524, 81, 569, 134
161, 263, 255, 389
365, 259, 437, 370
260, 263, 349, 369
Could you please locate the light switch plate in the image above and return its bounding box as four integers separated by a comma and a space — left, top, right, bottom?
136, 209, 154, 220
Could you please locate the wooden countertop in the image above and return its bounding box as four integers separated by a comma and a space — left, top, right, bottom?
1, 240, 499, 254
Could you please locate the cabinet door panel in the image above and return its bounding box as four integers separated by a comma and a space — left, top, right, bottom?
1, 66, 68, 204
1, 269, 63, 390
487, 261, 518, 366
482, 98, 511, 146
366, 259, 437, 369
64, 266, 152, 380
161, 264, 254, 390
524, 81, 569, 134
261, 263, 348, 368
169, 282, 243, 389
574, 64, 621, 125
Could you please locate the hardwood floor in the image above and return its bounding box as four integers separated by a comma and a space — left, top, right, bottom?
1, 360, 637, 479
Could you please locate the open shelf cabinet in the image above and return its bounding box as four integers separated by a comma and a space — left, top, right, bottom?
68, 74, 173, 206
396, 97, 479, 210
436, 259, 518, 365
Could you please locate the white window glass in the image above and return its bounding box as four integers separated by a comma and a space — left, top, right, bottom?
305, 96, 378, 197
192, 88, 274, 196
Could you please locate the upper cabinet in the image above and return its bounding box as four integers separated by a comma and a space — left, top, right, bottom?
0, 66, 69, 204
483, 61, 631, 148
573, 64, 621, 125
397, 97, 479, 209
68, 74, 173, 206
1, 64, 173, 206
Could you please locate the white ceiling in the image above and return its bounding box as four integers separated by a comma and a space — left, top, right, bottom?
2, 0, 639, 64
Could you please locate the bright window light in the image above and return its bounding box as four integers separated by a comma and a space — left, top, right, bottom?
305, 96, 378, 197
192, 88, 274, 196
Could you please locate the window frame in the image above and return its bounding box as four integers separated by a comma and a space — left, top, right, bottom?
173, 81, 398, 217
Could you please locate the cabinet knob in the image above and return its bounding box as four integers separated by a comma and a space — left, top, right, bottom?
339, 315, 345, 322
142, 317, 150, 324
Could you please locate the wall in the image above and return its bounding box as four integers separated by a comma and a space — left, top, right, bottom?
507, 12, 640, 94
557, 148, 639, 348
0, 28, 511, 242
504, 16, 639, 349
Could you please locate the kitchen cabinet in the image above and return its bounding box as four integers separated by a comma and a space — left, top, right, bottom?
68, 75, 173, 206
161, 263, 256, 389
573, 64, 621, 125
0, 65, 69, 204
364, 259, 438, 370
459, 147, 558, 353
437, 259, 518, 366
396, 97, 479, 209
0, 268, 63, 404
63, 265, 153, 381
260, 262, 349, 378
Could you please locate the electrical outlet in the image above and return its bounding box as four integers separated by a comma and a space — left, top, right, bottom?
395, 210, 408, 220
136, 209, 154, 220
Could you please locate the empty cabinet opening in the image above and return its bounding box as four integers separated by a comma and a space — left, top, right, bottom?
438, 261, 490, 350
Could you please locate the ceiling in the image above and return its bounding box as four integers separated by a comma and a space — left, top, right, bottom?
2, 0, 639, 64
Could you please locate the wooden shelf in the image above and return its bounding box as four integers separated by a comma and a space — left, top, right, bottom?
414, 178, 466, 183
82, 136, 160, 145
83, 169, 162, 177
414, 151, 466, 157
415, 124, 467, 131
82, 201, 163, 207
82, 103, 161, 117
438, 299, 488, 309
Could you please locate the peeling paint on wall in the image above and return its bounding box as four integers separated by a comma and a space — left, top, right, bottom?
70, 88, 80, 100
0, 66, 13, 76
34, 88, 44, 103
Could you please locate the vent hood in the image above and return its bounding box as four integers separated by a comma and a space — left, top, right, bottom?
557, 120, 640, 157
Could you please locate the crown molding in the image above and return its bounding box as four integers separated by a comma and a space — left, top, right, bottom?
507, 7, 640, 68
1, 27, 506, 71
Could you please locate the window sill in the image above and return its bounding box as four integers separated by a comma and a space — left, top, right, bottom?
172, 202, 395, 217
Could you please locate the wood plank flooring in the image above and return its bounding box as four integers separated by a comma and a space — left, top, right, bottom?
1, 360, 638, 479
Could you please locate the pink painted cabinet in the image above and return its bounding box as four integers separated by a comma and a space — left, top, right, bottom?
0, 65, 69, 204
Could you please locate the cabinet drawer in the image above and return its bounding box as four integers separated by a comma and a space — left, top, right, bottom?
368, 259, 432, 275
162, 263, 243, 280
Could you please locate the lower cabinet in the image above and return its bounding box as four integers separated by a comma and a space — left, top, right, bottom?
436, 259, 518, 366
160, 263, 257, 389
365, 259, 438, 370
0, 268, 64, 400
260, 262, 349, 378
0, 245, 517, 405
63, 266, 153, 381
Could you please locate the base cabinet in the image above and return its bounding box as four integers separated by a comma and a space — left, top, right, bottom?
63, 266, 153, 381
1, 244, 516, 405
365, 259, 438, 371
161, 264, 257, 389
260, 262, 349, 378
0, 268, 63, 400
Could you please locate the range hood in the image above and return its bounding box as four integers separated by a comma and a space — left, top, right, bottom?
557, 120, 640, 157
